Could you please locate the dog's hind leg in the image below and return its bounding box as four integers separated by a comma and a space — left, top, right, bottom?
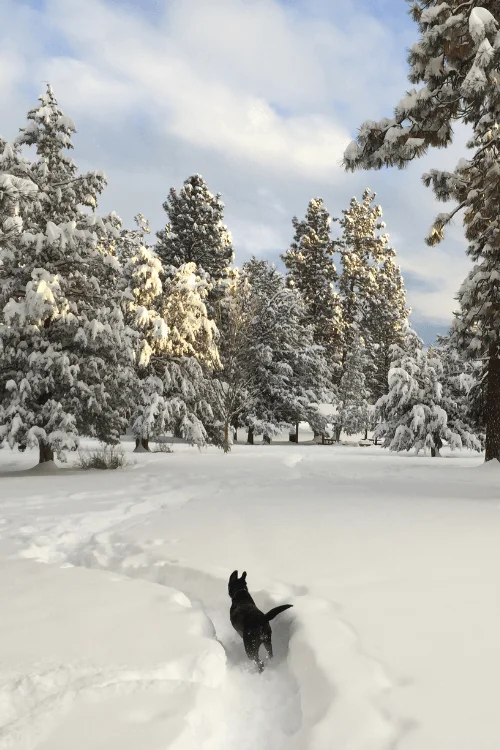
263, 632, 273, 660
244, 635, 264, 672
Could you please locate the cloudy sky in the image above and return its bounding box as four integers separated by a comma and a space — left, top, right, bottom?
3, 0, 472, 343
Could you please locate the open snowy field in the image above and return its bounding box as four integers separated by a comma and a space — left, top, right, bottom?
0, 438, 499, 750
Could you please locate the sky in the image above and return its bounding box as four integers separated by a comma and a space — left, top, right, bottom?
1, 0, 473, 344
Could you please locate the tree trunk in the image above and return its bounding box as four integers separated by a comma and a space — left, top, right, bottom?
134, 437, 150, 451
233, 429, 238, 442
364, 428, 368, 440
247, 426, 254, 445
485, 356, 500, 462
334, 425, 342, 442
263, 434, 271, 444
39, 439, 54, 464
295, 422, 299, 444
431, 434, 443, 458
223, 421, 230, 453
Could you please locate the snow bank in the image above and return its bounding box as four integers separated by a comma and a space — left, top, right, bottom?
0, 560, 225, 750
287, 595, 396, 749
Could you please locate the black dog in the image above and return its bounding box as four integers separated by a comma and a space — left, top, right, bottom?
228, 570, 293, 672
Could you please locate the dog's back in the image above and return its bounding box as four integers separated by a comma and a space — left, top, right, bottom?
230, 590, 268, 637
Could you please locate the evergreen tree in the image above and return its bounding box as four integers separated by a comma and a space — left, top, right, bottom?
155, 174, 234, 312
207, 260, 331, 450
437, 334, 485, 449
208, 271, 258, 451
120, 216, 168, 451
241, 258, 331, 443
344, 1, 500, 460
281, 198, 343, 367
0, 146, 38, 444
118, 212, 151, 264
121, 212, 219, 449
365, 254, 410, 401
0, 86, 137, 464
376, 331, 481, 456
334, 335, 372, 439
338, 189, 391, 359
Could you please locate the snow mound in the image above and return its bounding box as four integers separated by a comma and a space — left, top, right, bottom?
24, 460, 61, 474
288, 594, 397, 749
0, 560, 225, 750
477, 458, 500, 470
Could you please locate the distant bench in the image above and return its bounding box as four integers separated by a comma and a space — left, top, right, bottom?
320, 435, 335, 445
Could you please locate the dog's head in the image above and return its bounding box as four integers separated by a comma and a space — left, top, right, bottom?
228, 570, 248, 598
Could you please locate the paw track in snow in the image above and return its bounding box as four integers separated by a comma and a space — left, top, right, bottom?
282, 453, 304, 469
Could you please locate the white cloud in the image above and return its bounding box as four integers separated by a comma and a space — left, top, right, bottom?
0, 0, 476, 338
39, 0, 354, 180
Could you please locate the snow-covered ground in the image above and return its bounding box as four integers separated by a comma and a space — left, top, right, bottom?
0, 436, 499, 750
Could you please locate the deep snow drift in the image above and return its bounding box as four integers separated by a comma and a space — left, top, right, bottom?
0, 437, 499, 749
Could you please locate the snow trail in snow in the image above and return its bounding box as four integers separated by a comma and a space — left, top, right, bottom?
15, 510, 400, 749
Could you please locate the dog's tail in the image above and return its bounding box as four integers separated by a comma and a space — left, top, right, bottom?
265, 604, 293, 622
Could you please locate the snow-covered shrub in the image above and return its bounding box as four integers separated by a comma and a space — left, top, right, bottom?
77, 444, 126, 470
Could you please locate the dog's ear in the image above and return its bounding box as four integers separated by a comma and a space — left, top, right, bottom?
241, 571, 247, 581
229, 570, 238, 581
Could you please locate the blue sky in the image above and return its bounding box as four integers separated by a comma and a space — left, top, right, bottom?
2, 0, 471, 344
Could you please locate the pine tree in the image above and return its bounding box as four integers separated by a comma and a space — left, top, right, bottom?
376, 331, 481, 456
118, 213, 151, 264
281, 198, 343, 368
120, 216, 168, 451
240, 258, 331, 443
334, 188, 404, 433
208, 270, 258, 451
334, 335, 372, 439
344, 1, 500, 460
121, 212, 219, 449
437, 334, 485, 449
155, 174, 234, 312
338, 189, 391, 357
365, 254, 410, 401
0, 86, 137, 464
0, 144, 39, 445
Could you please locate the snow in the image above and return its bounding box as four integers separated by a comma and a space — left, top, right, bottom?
469, 7, 496, 43
0, 438, 499, 749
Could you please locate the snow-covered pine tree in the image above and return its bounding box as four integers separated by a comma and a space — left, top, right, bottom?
338, 189, 391, 359
334, 335, 372, 440
437, 334, 485, 449
240, 258, 331, 443
155, 174, 234, 312
365, 253, 410, 401
0, 86, 137, 464
0, 140, 38, 250
117, 212, 151, 264
343, 1, 500, 461
0, 143, 39, 444
120, 215, 168, 451
376, 330, 481, 456
154, 259, 219, 445
281, 198, 343, 369
207, 270, 258, 451
120, 213, 219, 449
